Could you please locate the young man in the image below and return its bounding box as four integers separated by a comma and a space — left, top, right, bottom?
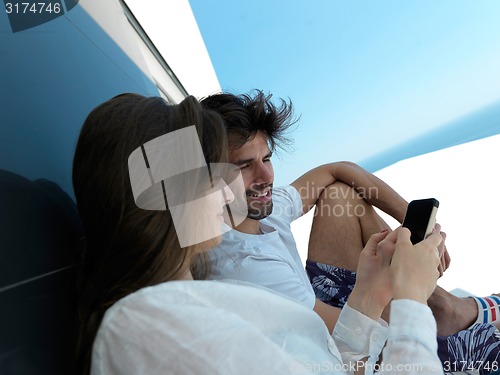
201, 91, 500, 371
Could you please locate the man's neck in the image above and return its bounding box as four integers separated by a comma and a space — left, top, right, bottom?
235, 218, 262, 235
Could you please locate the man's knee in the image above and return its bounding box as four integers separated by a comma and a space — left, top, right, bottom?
315, 181, 368, 219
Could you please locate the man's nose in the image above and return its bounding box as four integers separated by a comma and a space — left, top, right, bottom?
254, 162, 273, 183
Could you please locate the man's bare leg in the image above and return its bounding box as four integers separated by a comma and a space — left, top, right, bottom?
308, 181, 482, 336
307, 181, 389, 272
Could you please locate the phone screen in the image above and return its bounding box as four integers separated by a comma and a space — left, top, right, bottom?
402, 198, 439, 244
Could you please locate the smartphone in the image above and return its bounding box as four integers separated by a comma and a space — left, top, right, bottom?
402, 198, 439, 244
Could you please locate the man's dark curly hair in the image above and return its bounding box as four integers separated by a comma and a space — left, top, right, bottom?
200, 90, 297, 152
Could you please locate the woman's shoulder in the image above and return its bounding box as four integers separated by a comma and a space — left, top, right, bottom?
91, 281, 285, 373
100, 279, 311, 329
91, 280, 331, 374
102, 280, 271, 319
94, 280, 300, 350
107, 280, 229, 312
95, 281, 239, 343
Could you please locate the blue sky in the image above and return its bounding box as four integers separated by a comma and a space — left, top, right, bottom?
189, 0, 500, 186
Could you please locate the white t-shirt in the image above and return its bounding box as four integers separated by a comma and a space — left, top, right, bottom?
208, 185, 316, 308
91, 280, 442, 375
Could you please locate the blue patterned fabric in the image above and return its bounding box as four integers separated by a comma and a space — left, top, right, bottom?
306, 260, 500, 375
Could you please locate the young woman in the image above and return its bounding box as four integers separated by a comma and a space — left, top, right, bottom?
73, 93, 444, 374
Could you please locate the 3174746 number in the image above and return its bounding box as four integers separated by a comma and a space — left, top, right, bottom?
5, 2, 62, 14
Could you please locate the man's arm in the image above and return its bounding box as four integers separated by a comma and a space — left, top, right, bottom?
290, 161, 408, 223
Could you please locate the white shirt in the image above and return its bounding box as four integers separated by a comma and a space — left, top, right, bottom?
91, 280, 443, 375
208, 185, 316, 308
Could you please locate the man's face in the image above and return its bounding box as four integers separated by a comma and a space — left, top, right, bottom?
229, 131, 274, 220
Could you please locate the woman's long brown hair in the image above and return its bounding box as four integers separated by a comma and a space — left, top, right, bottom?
72, 94, 228, 374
